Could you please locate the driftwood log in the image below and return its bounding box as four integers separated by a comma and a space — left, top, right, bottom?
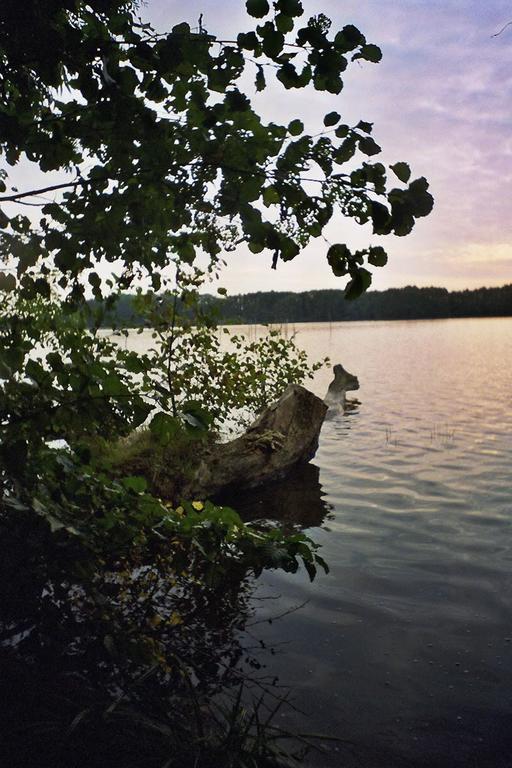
324, 363, 359, 409
119, 366, 357, 503
182, 384, 327, 499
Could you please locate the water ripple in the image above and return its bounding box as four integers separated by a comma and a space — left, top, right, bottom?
250, 317, 512, 768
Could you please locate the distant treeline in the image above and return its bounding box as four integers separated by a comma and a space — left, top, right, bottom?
94, 284, 512, 326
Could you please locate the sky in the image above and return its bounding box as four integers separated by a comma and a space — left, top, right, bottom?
144, 0, 512, 294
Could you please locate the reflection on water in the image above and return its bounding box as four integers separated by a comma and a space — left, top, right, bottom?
121, 317, 512, 766
235, 318, 512, 768
217, 461, 334, 528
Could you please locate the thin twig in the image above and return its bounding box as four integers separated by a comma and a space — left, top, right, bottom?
0, 179, 83, 203
492, 20, 512, 37
246, 599, 308, 627
165, 277, 180, 419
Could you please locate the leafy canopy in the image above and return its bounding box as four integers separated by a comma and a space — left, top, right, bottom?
0, 0, 433, 306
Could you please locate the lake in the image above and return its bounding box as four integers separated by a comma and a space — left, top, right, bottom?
126, 316, 512, 767
224, 317, 512, 768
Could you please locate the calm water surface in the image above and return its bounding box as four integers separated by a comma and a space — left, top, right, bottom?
125, 317, 512, 766
228, 318, 512, 768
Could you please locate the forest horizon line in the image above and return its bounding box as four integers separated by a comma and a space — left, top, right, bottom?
95, 283, 512, 326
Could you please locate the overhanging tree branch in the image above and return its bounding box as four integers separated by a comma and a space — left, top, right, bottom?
0, 179, 83, 203
0, 163, 353, 208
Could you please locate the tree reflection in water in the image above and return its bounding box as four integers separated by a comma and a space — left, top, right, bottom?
217, 462, 333, 530
0, 464, 332, 768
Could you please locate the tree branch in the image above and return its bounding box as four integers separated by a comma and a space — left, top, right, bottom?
492, 21, 512, 37
0, 164, 351, 210
0, 180, 83, 204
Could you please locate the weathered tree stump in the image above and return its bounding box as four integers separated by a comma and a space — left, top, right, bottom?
182, 384, 327, 499
324, 363, 360, 410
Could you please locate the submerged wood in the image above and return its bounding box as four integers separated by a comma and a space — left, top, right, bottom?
324, 363, 360, 410
218, 462, 331, 528
182, 384, 328, 499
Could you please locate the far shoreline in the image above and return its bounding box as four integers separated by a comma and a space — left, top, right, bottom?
91, 284, 512, 329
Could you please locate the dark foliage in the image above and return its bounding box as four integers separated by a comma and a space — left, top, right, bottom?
92, 284, 512, 326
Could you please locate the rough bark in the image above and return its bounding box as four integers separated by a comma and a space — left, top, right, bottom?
181, 384, 327, 499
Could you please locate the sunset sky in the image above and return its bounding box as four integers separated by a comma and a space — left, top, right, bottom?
147, 0, 512, 294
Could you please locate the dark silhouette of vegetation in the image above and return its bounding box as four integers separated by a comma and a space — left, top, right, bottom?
94, 284, 512, 326
217, 284, 512, 323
